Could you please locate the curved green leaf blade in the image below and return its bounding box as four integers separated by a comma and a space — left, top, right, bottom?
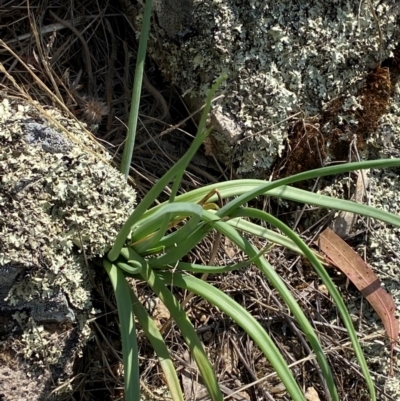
232, 207, 376, 401
140, 159, 400, 229
198, 210, 339, 401
103, 260, 140, 401
131, 202, 203, 253
120, 0, 153, 178
130, 291, 184, 401
173, 259, 255, 274
158, 272, 306, 401
226, 217, 302, 254
146, 215, 219, 268
131, 250, 224, 401
109, 75, 227, 261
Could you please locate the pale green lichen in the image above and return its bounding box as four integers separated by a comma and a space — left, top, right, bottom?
0, 95, 136, 384
0, 97, 136, 310
315, 183, 400, 397
148, 0, 400, 176
314, 81, 400, 397
370, 81, 400, 155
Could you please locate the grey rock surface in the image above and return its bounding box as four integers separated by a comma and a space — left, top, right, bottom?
0, 95, 136, 400
147, 0, 400, 176
153, 0, 194, 39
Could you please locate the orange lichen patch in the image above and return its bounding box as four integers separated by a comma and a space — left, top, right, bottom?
355, 66, 391, 149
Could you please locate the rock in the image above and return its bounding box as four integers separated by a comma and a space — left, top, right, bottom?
142, 0, 400, 177
0, 95, 136, 400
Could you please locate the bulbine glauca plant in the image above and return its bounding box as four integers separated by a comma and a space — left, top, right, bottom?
103, 1, 400, 400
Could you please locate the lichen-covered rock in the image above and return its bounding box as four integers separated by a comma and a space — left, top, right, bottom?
146, 0, 400, 176
314, 79, 400, 397
0, 95, 136, 400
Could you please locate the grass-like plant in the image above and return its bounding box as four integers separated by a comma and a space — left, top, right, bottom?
104, 1, 400, 400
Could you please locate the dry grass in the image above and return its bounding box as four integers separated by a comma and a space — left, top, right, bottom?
0, 1, 397, 401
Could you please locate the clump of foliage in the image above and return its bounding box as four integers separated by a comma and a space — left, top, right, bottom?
104, 1, 400, 400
